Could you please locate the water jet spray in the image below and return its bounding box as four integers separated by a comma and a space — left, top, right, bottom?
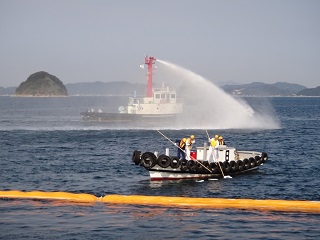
156, 59, 280, 129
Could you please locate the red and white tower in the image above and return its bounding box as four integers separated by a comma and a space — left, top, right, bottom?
144, 55, 156, 97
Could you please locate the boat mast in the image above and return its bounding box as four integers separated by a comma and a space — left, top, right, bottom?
144, 55, 156, 97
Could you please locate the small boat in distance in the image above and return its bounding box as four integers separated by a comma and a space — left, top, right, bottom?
132, 143, 268, 181
81, 55, 183, 124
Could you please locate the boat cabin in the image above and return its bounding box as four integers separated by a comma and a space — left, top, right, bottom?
122, 85, 183, 115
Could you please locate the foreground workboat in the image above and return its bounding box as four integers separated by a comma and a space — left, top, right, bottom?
132, 144, 268, 181
81, 55, 183, 124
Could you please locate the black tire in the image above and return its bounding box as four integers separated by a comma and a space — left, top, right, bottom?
203, 161, 210, 168
187, 160, 197, 172
180, 159, 188, 172
255, 156, 261, 165
170, 156, 180, 169
221, 161, 230, 174
157, 154, 171, 168
209, 162, 219, 173
195, 161, 210, 173
243, 158, 250, 170
261, 152, 268, 163
229, 160, 238, 172
200, 161, 211, 173
195, 161, 204, 172
141, 152, 157, 169
237, 160, 244, 171
249, 157, 256, 168
132, 150, 141, 165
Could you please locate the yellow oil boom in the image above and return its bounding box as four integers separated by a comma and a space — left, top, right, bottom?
0, 190, 319, 214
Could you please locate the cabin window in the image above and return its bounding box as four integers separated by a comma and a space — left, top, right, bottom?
171, 94, 176, 99
155, 94, 160, 99
161, 93, 166, 99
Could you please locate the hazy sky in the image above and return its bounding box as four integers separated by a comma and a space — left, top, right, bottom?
1, 0, 319, 88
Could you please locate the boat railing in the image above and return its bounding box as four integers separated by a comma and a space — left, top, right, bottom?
237, 150, 262, 159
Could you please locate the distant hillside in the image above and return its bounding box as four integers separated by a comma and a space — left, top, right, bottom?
67, 81, 310, 97
16, 71, 68, 96
66, 81, 145, 96
0, 86, 16, 95
221, 82, 307, 96
297, 86, 320, 96
2, 80, 319, 97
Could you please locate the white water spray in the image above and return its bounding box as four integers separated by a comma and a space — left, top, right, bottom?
156, 59, 280, 129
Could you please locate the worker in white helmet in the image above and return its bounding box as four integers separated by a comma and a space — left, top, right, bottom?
185, 135, 195, 160
207, 134, 220, 162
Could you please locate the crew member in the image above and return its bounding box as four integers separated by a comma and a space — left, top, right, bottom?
207, 134, 220, 162
185, 135, 195, 160
219, 136, 225, 145
177, 138, 187, 160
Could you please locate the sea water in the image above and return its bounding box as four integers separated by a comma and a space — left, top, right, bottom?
0, 96, 319, 239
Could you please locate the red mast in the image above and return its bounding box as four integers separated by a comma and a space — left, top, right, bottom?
144, 55, 156, 97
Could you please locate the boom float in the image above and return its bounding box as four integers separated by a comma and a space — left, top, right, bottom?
0, 190, 319, 213
0, 190, 97, 202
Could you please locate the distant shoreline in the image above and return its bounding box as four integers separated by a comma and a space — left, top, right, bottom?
11, 95, 68, 98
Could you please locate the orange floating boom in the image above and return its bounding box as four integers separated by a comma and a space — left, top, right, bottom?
102, 195, 320, 213
0, 190, 97, 203
0, 190, 319, 213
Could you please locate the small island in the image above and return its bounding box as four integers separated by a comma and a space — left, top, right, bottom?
15, 71, 68, 97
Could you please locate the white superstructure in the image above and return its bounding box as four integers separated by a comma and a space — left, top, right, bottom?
120, 84, 183, 115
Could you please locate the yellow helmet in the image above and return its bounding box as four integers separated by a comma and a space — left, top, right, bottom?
190, 135, 195, 140
182, 138, 187, 142
215, 135, 219, 139
219, 136, 223, 140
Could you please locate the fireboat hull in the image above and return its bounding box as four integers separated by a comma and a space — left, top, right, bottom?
81, 112, 179, 123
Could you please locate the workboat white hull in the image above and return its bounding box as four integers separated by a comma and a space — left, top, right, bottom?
132, 146, 268, 181
148, 166, 259, 181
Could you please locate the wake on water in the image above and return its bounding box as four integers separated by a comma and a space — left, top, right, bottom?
156, 59, 280, 130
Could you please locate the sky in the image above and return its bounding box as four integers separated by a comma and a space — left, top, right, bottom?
1, 0, 319, 88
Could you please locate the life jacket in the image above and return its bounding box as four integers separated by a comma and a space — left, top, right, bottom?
179, 139, 186, 149
210, 139, 219, 148
186, 138, 194, 149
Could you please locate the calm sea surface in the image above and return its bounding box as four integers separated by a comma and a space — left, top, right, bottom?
0, 96, 319, 239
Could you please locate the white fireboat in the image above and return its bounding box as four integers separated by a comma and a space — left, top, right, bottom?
81, 55, 183, 125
